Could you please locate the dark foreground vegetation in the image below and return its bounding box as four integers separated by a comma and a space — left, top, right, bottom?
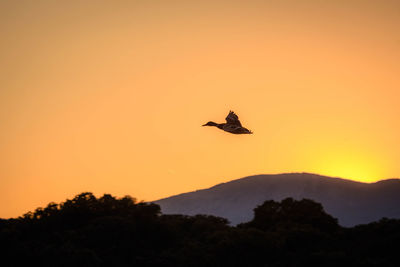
1, 193, 399, 266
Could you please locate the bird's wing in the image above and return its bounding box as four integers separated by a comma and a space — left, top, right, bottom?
225, 111, 242, 126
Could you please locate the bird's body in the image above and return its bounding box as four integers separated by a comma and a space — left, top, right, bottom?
202, 111, 253, 134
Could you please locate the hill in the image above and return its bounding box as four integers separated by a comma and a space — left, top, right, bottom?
155, 173, 400, 226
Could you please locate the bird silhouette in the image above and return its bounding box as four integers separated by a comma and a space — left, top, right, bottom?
202, 111, 253, 134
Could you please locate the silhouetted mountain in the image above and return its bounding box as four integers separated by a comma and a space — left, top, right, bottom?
155, 173, 400, 226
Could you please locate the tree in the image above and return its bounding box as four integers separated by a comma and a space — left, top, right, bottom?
240, 198, 339, 232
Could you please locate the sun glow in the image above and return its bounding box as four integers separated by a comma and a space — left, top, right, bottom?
311, 148, 387, 183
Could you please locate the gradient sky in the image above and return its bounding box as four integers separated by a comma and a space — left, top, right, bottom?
1, 0, 399, 218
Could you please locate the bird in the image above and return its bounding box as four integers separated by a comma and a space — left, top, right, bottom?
202, 111, 253, 134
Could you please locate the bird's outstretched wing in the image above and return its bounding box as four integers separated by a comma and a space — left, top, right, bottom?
225, 110, 242, 126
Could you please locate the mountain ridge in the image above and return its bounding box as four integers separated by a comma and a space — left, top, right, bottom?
154, 173, 400, 226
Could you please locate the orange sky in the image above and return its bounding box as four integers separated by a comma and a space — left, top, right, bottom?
1, 0, 399, 218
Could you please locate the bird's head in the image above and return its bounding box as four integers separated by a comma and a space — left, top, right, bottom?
202, 121, 218, 127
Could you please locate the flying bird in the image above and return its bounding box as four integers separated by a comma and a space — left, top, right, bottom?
202, 111, 253, 134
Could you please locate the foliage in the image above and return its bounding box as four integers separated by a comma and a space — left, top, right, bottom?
0, 193, 399, 266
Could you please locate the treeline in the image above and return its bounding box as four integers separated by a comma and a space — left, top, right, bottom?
0, 192, 399, 266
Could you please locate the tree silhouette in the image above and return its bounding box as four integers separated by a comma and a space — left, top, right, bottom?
0, 193, 399, 266
240, 198, 339, 232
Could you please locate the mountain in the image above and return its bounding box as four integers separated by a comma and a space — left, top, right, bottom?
154, 173, 400, 226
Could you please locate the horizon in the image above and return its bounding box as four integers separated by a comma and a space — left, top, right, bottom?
153, 172, 400, 202
2, 171, 400, 219
1, 1, 400, 218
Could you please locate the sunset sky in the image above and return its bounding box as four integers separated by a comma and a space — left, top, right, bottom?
1, 0, 399, 218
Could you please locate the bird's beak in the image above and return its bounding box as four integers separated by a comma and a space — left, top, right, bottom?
202, 124, 207, 126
